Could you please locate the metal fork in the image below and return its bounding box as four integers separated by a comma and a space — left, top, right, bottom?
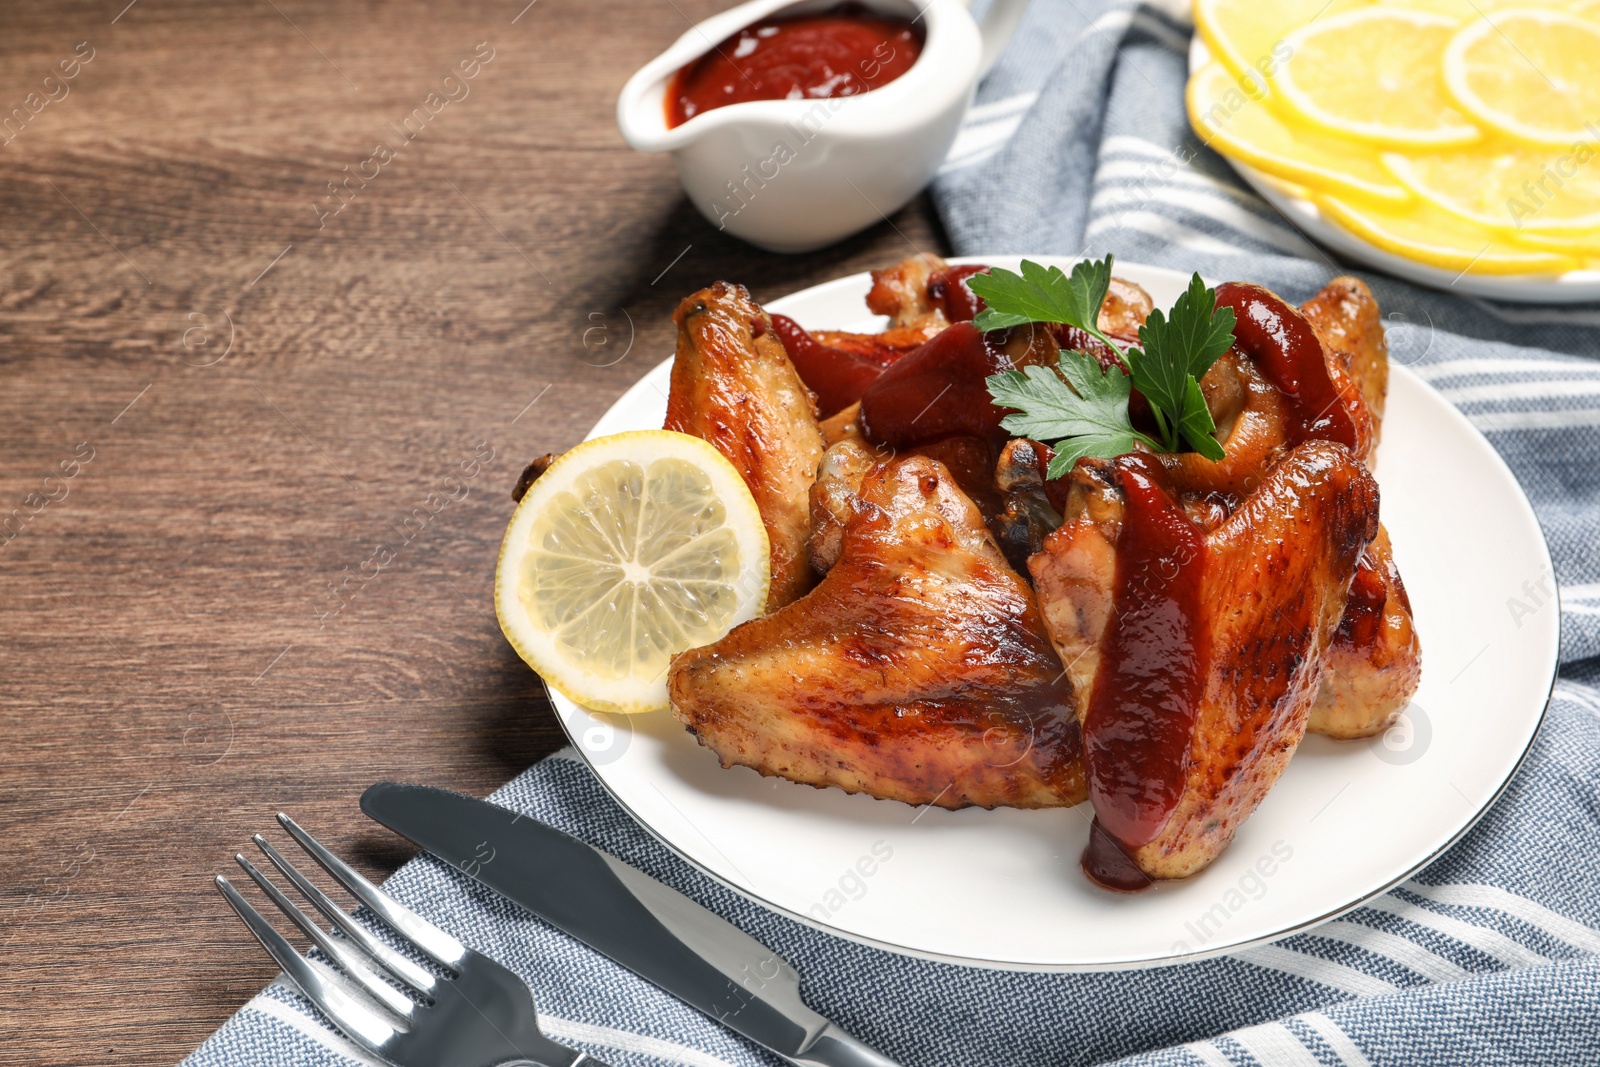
215, 813, 605, 1067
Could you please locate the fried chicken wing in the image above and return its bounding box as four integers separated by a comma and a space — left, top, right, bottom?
1310, 526, 1421, 738
865, 252, 951, 328
669, 455, 1086, 810
664, 282, 826, 609
807, 437, 878, 575
1302, 276, 1389, 448
990, 438, 1063, 579
1031, 441, 1379, 881
1150, 281, 1418, 742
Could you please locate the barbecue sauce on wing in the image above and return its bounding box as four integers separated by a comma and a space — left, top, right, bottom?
1214, 282, 1363, 452
1082, 818, 1154, 892
1080, 454, 1207, 889
1332, 547, 1389, 650
769, 313, 886, 418
926, 264, 990, 322
666, 5, 923, 127
857, 322, 1013, 447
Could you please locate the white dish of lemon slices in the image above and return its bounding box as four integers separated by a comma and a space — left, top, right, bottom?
1188, 0, 1600, 303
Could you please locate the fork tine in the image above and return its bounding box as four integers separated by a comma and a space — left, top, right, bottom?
234, 853, 418, 1021
253, 834, 439, 997
276, 813, 465, 968
214, 875, 400, 1053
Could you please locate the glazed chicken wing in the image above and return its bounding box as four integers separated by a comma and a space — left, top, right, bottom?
664, 282, 825, 609
1302, 276, 1389, 448
669, 455, 1086, 810
1031, 441, 1379, 881
1310, 526, 1421, 738
1154, 280, 1418, 741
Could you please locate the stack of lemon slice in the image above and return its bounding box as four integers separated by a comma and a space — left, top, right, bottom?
1188, 0, 1600, 274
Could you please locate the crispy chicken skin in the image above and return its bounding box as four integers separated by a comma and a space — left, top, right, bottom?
1302, 277, 1389, 448
1031, 441, 1379, 879
808, 437, 879, 575
1310, 527, 1421, 738
670, 455, 1086, 810
990, 438, 1063, 580
1099, 277, 1156, 338
865, 253, 949, 328
664, 282, 826, 610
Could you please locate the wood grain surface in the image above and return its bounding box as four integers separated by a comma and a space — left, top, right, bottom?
0, 2, 947, 1061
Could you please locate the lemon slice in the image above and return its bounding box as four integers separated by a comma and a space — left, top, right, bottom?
1315, 192, 1578, 273
1396, 0, 1527, 17
1274, 8, 1482, 147
1188, 63, 1410, 205
1507, 228, 1600, 260
1384, 145, 1600, 233
1443, 8, 1600, 147
495, 430, 769, 714
1194, 0, 1372, 95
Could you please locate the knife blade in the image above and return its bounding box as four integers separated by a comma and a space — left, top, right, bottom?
360, 782, 900, 1067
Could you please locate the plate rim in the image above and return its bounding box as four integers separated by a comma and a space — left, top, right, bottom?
552, 256, 1560, 971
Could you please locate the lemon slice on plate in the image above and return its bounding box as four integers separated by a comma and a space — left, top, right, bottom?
1506, 228, 1600, 260
1187, 62, 1410, 204
1274, 8, 1482, 147
1193, 0, 1372, 94
1443, 7, 1600, 147
495, 430, 769, 714
1384, 144, 1600, 233
1314, 192, 1579, 273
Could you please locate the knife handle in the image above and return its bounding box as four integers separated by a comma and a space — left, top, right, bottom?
791, 1024, 902, 1067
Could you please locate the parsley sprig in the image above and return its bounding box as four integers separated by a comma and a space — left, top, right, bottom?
972, 256, 1236, 477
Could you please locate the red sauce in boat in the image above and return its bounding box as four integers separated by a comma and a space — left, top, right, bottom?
666, 5, 924, 128
1214, 282, 1362, 452
1080, 453, 1207, 889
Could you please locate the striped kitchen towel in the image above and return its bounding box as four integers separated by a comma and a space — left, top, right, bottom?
184, 2, 1600, 1064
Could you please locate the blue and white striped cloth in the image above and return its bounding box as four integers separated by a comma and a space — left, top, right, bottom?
185, 3, 1600, 1064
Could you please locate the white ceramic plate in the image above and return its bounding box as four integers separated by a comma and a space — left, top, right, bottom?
1187, 39, 1600, 305
554, 257, 1557, 971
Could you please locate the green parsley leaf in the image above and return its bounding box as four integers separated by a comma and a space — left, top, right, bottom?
986, 353, 1161, 479
979, 258, 1237, 468
1146, 272, 1237, 381
970, 256, 1118, 353
1175, 376, 1226, 462
1132, 272, 1236, 455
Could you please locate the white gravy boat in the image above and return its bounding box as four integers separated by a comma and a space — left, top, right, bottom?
616, 0, 1029, 252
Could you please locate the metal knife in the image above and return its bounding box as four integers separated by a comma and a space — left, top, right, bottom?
361, 782, 900, 1067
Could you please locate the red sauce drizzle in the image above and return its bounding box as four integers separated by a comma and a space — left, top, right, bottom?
857, 322, 1014, 447
1081, 818, 1154, 892
769, 313, 886, 418
666, 5, 924, 128
1213, 282, 1360, 451
927, 264, 990, 323
1081, 454, 1207, 885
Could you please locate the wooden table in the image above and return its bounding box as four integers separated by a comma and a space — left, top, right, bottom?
0, 2, 946, 1060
